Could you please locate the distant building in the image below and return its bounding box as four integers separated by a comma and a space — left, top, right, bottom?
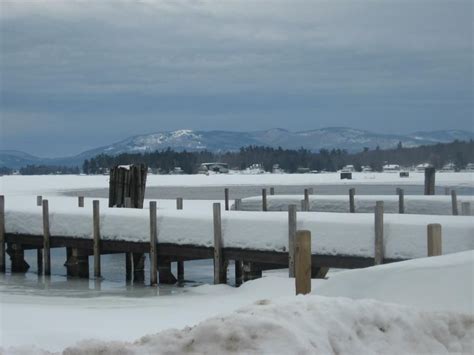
296, 167, 310, 174
465, 163, 474, 172
415, 163, 433, 172
170, 167, 184, 175
361, 165, 373, 172
198, 162, 229, 174
382, 164, 401, 173
440, 163, 456, 172
272, 164, 285, 174
342, 165, 355, 172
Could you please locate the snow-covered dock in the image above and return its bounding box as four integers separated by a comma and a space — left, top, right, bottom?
235, 194, 474, 215
1, 194, 473, 285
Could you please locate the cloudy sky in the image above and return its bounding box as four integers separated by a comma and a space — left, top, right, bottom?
1, 0, 472, 157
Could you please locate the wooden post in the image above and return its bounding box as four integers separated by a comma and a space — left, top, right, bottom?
109, 164, 147, 208
124, 197, 132, 208
149, 201, 158, 286
78, 196, 84, 207
0, 195, 5, 272
270, 187, 275, 195
176, 197, 183, 210
224, 188, 229, 211
37, 248, 43, 275
262, 188, 267, 211
37, 195, 43, 207
349, 188, 355, 213
177, 261, 184, 282
234, 199, 242, 211
42, 199, 51, 276
288, 204, 297, 277
304, 189, 310, 211
213, 203, 226, 284
424, 167, 436, 195
461, 202, 471, 216
125, 252, 132, 283
295, 230, 311, 295
427, 224, 442, 256
374, 201, 384, 265
93, 200, 101, 278
451, 191, 458, 215
234, 260, 243, 286
397, 188, 405, 214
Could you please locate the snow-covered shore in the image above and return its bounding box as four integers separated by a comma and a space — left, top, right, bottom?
1, 251, 473, 354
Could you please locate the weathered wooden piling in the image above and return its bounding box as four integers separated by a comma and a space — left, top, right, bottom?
125, 252, 132, 283
37, 248, 43, 275
133, 253, 145, 283
42, 199, 51, 275
0, 195, 5, 272
461, 202, 471, 216
288, 204, 297, 277
234, 199, 242, 211
177, 261, 184, 283
176, 197, 183, 210
397, 188, 405, 214
424, 167, 436, 195
66, 248, 90, 278
224, 188, 230, 211
349, 188, 355, 213
78, 196, 84, 208
374, 201, 384, 265
124, 197, 132, 208
37, 195, 43, 207
242, 262, 262, 281
270, 187, 275, 195
304, 188, 310, 211
93, 200, 101, 278
262, 189, 267, 211
149, 201, 158, 286
295, 230, 311, 295
213, 203, 226, 284
427, 224, 442, 257
451, 191, 458, 215
109, 164, 147, 208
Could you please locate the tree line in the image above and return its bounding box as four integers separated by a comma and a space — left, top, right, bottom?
82, 140, 473, 174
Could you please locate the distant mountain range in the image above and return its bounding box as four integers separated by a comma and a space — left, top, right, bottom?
1, 128, 473, 169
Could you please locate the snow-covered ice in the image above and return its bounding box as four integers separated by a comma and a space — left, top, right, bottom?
1, 251, 473, 354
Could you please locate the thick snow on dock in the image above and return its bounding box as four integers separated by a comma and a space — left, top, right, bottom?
238, 194, 474, 215
1, 251, 472, 354
1, 171, 473, 195
4, 196, 473, 260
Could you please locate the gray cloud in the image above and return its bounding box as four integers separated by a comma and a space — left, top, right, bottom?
0, 0, 472, 156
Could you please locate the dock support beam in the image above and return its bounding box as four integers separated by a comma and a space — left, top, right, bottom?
374, 201, 384, 265
424, 167, 436, 195
242, 261, 262, 281
65, 248, 89, 278
213, 203, 227, 284
7, 243, 30, 273
0, 195, 5, 272
349, 188, 355, 213
158, 258, 176, 284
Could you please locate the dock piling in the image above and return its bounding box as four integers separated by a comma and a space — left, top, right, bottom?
288, 204, 297, 277
149, 201, 158, 286
42, 199, 51, 276
295, 230, 311, 295
374, 201, 384, 265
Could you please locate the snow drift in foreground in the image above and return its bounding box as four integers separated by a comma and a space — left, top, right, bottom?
61, 298, 474, 355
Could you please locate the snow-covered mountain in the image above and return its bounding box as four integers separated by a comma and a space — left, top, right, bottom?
1, 128, 473, 168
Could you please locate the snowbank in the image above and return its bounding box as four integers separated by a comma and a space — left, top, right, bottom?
1, 171, 473, 195
59, 297, 473, 355
1, 252, 472, 353
4, 196, 474, 259
237, 194, 474, 215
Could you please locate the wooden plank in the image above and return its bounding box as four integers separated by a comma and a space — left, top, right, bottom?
397, 188, 405, 214
288, 204, 297, 277
0, 195, 5, 272
78, 196, 84, 208
424, 167, 436, 195
93, 200, 101, 278
42, 199, 51, 275
224, 188, 229, 211
295, 230, 311, 295
149, 201, 158, 286
36, 195, 43, 207
262, 189, 267, 211
451, 190, 458, 215
374, 201, 384, 265
349, 188, 355, 213
213, 203, 226, 284
461, 202, 471, 216
427, 224, 442, 257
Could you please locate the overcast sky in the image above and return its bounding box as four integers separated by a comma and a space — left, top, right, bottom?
1, 0, 472, 157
